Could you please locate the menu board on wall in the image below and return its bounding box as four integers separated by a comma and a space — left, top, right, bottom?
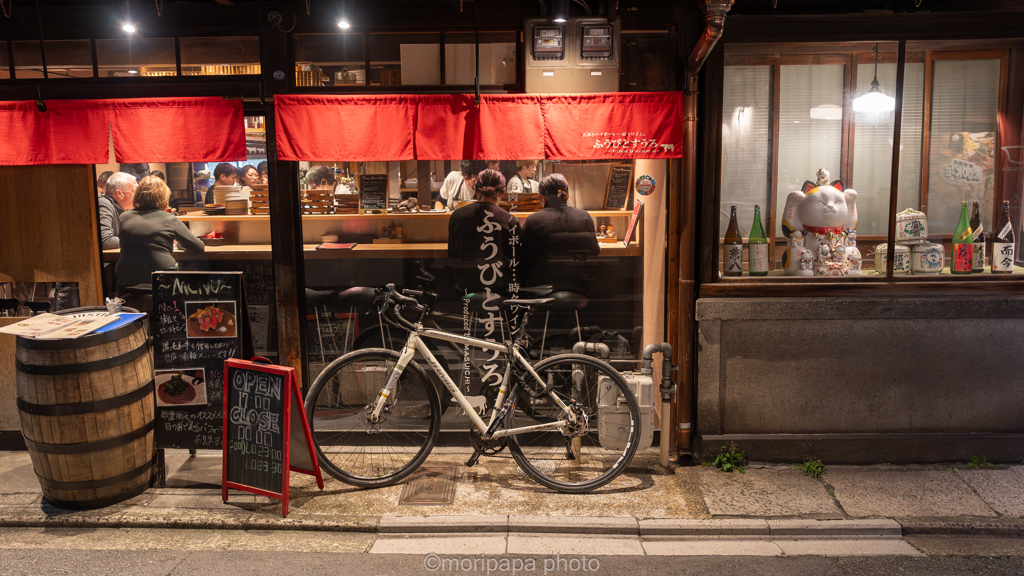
152, 271, 252, 450
359, 173, 389, 214
604, 165, 633, 210
221, 357, 323, 517
240, 262, 275, 358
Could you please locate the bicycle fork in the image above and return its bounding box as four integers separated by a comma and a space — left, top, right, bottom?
368, 341, 418, 424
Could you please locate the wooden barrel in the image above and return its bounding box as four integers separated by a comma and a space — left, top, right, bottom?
15, 307, 154, 509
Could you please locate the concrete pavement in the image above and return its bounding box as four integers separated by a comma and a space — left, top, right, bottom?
0, 448, 1021, 545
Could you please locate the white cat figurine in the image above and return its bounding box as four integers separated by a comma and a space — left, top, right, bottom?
781, 169, 859, 276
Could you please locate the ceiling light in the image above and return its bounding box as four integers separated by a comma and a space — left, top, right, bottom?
809, 104, 842, 120
552, 0, 568, 23
122, 22, 136, 34
853, 44, 896, 114
337, 18, 350, 30
128, 69, 139, 74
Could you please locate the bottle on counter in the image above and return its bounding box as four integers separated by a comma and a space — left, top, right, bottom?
723, 205, 744, 277
992, 200, 1015, 274
970, 201, 985, 273
951, 201, 973, 274
748, 204, 770, 276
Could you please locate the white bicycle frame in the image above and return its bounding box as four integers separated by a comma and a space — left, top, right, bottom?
369, 323, 575, 439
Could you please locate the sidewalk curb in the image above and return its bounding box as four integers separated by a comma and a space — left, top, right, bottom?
898, 517, 1024, 537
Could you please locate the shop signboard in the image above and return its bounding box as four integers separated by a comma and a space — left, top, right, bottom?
151, 271, 252, 450
603, 164, 633, 210
221, 357, 323, 517
359, 173, 389, 214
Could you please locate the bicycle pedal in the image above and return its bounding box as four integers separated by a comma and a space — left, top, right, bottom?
465, 449, 484, 467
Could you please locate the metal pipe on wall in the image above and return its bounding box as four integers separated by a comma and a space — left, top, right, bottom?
676, 0, 733, 459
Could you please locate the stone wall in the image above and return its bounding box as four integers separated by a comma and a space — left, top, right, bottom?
695, 297, 1024, 463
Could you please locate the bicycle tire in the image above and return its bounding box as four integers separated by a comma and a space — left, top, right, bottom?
506, 353, 640, 493
304, 348, 441, 487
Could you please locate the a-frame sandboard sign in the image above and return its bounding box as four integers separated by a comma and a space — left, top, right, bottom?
221, 357, 324, 517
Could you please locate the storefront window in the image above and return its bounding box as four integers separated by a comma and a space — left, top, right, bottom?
295, 33, 365, 87
9, 40, 93, 79
369, 33, 441, 86
180, 37, 260, 76
718, 41, 1021, 280
443, 32, 518, 85
0, 41, 8, 79
11, 41, 44, 79
97, 38, 176, 77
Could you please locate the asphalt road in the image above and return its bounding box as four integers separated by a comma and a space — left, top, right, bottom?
1, 549, 1024, 576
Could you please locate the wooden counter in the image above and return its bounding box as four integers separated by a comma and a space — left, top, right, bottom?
176, 210, 635, 223
102, 241, 642, 262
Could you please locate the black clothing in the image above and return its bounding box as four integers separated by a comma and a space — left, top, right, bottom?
119, 163, 150, 181
447, 201, 520, 294
520, 197, 601, 295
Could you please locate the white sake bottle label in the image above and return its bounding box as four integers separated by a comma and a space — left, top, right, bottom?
998, 222, 1012, 240
973, 242, 986, 270
992, 242, 1015, 272
725, 245, 743, 274
749, 244, 770, 272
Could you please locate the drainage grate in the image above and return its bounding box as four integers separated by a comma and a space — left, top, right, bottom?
398, 465, 458, 506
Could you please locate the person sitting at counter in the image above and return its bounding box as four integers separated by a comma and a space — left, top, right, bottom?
507, 160, 539, 195
116, 176, 205, 312
305, 165, 336, 191
96, 170, 113, 198
204, 163, 239, 205
521, 173, 601, 295
448, 169, 519, 295
149, 170, 178, 213
98, 172, 138, 250
435, 160, 483, 211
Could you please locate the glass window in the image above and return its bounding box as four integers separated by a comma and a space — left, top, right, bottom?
180, 36, 260, 76
295, 33, 365, 87
97, 38, 176, 77
925, 58, 1000, 231
720, 65, 771, 238
443, 32, 517, 85
0, 42, 9, 80
12, 40, 44, 79
369, 33, 440, 86
42, 40, 95, 78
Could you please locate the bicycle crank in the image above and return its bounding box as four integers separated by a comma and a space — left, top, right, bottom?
470, 425, 507, 456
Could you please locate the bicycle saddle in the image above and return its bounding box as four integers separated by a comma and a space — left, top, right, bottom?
304, 288, 337, 309
504, 297, 555, 309
546, 291, 589, 311
337, 286, 377, 308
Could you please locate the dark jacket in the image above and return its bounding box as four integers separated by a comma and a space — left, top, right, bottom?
448, 201, 520, 294
115, 209, 205, 290
97, 194, 124, 250
521, 197, 601, 295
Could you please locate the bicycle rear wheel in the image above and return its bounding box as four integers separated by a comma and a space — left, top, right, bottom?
506, 353, 640, 493
305, 348, 440, 487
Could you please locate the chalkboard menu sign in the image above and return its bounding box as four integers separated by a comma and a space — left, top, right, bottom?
359, 173, 389, 214
240, 262, 275, 358
604, 165, 633, 210
222, 358, 323, 517
152, 271, 253, 450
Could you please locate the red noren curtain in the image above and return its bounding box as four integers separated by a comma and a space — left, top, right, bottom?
110, 97, 246, 163
414, 94, 545, 160
0, 100, 111, 166
274, 94, 416, 161
542, 92, 684, 160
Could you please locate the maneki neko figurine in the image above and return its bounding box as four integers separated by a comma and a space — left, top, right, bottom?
781, 168, 859, 276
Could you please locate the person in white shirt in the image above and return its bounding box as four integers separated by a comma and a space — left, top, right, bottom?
435, 160, 484, 211
507, 160, 539, 195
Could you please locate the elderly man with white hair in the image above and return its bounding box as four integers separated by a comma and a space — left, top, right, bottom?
97, 172, 138, 249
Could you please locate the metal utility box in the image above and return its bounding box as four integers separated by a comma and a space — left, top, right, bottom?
597, 371, 654, 450
524, 17, 620, 94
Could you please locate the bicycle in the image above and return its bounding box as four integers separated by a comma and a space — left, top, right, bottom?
304, 283, 641, 493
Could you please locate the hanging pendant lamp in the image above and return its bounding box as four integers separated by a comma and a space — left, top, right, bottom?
853, 44, 896, 114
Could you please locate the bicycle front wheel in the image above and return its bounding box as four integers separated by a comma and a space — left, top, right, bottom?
305, 348, 440, 487
506, 353, 640, 493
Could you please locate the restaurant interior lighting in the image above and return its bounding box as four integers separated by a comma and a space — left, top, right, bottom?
809, 104, 842, 120
122, 22, 136, 34
552, 0, 568, 23
337, 18, 350, 30
853, 44, 896, 114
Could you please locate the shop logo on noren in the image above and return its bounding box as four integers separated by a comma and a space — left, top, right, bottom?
423, 553, 601, 574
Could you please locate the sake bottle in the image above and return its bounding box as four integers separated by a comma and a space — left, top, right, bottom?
992, 201, 1015, 274
748, 205, 770, 276
723, 206, 743, 276
970, 201, 985, 273
951, 201, 973, 274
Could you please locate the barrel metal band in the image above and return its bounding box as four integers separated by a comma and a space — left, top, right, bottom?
17, 320, 143, 351
23, 420, 154, 455
16, 381, 154, 417
35, 457, 155, 491
16, 340, 150, 375
43, 482, 150, 510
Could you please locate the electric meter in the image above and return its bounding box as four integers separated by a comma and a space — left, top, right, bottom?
532, 26, 565, 60
580, 24, 613, 60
